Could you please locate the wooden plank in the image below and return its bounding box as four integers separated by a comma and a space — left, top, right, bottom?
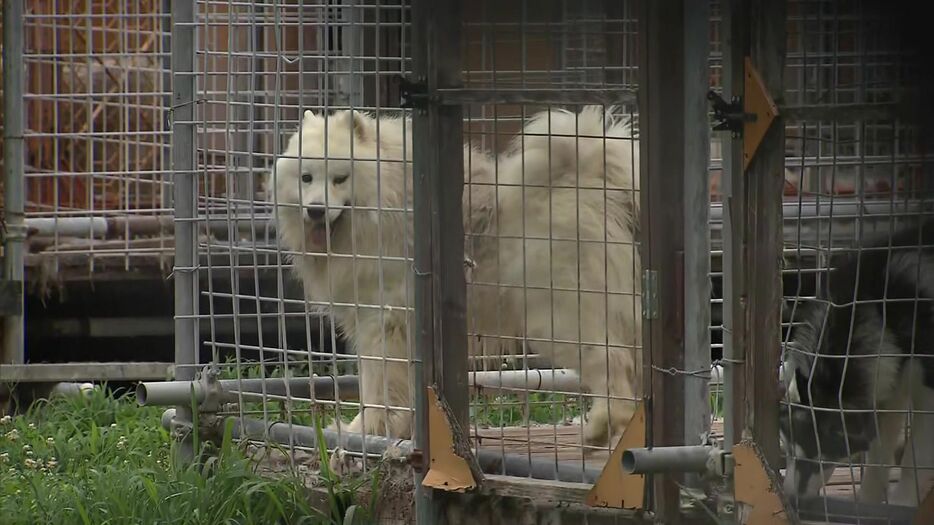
473, 425, 611, 465
483, 474, 594, 503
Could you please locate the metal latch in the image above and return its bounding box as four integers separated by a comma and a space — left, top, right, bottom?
707, 90, 756, 137
394, 75, 429, 109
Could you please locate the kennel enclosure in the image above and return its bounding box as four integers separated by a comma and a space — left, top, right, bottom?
3, 0, 934, 523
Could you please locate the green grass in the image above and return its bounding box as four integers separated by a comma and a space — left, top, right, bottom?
0, 388, 376, 525
471, 391, 583, 427
214, 357, 723, 429
215, 359, 358, 428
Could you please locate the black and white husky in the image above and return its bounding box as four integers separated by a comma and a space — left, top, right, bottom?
780, 220, 934, 506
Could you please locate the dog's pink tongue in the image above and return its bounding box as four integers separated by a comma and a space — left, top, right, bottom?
310, 224, 328, 248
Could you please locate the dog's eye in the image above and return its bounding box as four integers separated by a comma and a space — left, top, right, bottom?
301, 173, 313, 184
334, 175, 349, 185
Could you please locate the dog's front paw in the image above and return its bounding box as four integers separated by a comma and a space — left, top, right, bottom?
583, 418, 610, 449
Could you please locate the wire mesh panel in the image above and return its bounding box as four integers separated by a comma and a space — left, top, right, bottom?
776, 1, 934, 519
180, 0, 652, 489
459, 0, 644, 477
186, 1, 416, 506
170, 4, 737, 522
20, 1, 172, 280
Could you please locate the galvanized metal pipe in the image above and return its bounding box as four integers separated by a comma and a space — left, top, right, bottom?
171, 0, 197, 464
158, 409, 602, 483
2, 0, 26, 368
25, 217, 109, 238
469, 369, 581, 393
24, 215, 275, 240
622, 445, 717, 475
138, 368, 591, 410
138, 369, 585, 408
137, 376, 360, 406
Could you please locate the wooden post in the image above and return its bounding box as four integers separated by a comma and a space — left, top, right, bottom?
720, 0, 785, 466
638, 0, 709, 519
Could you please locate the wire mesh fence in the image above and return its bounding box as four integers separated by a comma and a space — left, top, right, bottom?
7, 0, 934, 521
19, 1, 172, 280
458, 0, 644, 474
182, 0, 416, 486
776, 0, 934, 519
181, 0, 660, 488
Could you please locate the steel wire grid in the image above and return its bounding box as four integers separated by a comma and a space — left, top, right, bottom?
172, 0, 734, 506
19, 1, 172, 278
705, 2, 934, 519
181, 0, 647, 484
460, 0, 646, 476
770, 0, 934, 519
187, 0, 415, 485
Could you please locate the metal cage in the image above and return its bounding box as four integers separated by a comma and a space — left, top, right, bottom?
4, 0, 933, 523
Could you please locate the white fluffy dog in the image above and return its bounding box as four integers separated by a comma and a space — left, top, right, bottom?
270, 106, 641, 447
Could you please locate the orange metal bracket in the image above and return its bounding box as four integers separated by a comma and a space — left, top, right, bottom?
421, 386, 481, 492
733, 441, 792, 525
743, 56, 779, 172
586, 403, 646, 509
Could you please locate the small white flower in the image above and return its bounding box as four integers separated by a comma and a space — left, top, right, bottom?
47, 460, 58, 469
0, 452, 9, 463
46, 437, 55, 446
24, 458, 37, 469
27, 423, 35, 430
4, 429, 19, 441
110, 423, 117, 428
0, 415, 11, 425
22, 444, 31, 451
25, 450, 33, 457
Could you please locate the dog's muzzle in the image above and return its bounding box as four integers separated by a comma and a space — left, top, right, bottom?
306, 205, 327, 222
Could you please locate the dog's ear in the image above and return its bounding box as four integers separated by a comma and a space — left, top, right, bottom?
341, 110, 371, 141
284, 110, 321, 153
302, 109, 320, 126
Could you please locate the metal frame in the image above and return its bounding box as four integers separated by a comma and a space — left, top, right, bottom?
411, 0, 470, 518
721, 1, 934, 522
4, 0, 931, 522
0, 0, 180, 405
170, 0, 198, 462
2, 0, 26, 372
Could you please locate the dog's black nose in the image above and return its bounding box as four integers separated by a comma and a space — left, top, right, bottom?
306, 206, 326, 221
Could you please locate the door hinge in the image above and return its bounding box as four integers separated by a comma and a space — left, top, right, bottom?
642, 270, 658, 320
